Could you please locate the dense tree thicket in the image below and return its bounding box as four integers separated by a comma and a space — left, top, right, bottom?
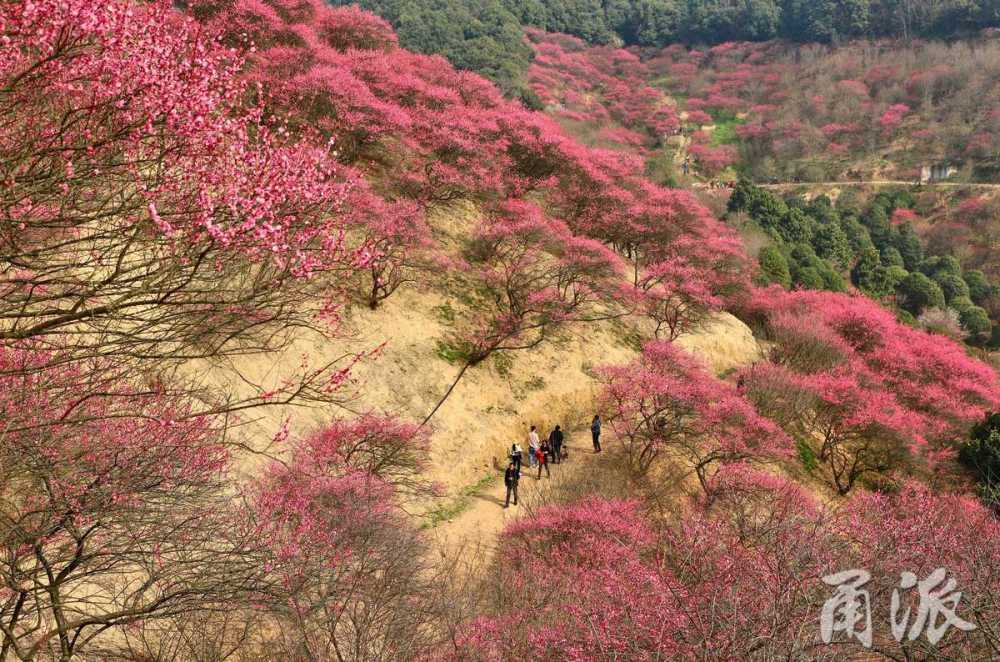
3, 1, 999, 658
327, 0, 533, 95
642, 38, 1000, 182
960, 411, 1000, 510
521, 31, 999, 192
333, 0, 1000, 91
729, 183, 1000, 347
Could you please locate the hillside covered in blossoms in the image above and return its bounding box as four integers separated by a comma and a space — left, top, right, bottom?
1, 1, 998, 660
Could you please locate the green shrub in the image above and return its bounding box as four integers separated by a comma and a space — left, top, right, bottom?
757, 245, 791, 288
493, 351, 514, 377
960, 412, 1000, 510
797, 438, 818, 473
435, 340, 465, 364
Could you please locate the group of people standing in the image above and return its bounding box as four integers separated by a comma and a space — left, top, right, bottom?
503, 415, 603, 508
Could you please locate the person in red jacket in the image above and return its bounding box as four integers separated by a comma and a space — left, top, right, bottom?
536, 440, 550, 479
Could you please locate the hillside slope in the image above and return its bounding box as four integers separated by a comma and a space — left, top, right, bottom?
222, 226, 763, 495
4, 1, 1000, 659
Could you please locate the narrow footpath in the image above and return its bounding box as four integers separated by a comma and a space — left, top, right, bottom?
428, 425, 599, 558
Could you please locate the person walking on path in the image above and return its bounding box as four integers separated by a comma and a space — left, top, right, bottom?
509, 443, 523, 472
536, 441, 550, 479
503, 461, 520, 508
527, 426, 540, 468
548, 425, 564, 464
591, 415, 602, 453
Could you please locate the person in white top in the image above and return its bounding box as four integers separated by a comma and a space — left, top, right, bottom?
509, 443, 523, 471
527, 425, 540, 468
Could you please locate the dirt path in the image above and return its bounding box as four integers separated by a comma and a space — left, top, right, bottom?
690, 180, 1000, 191
428, 433, 598, 557
755, 180, 1000, 190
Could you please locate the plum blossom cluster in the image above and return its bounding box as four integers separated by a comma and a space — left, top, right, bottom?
457, 467, 1000, 660
738, 287, 1000, 493
525, 36, 1000, 181
598, 340, 789, 488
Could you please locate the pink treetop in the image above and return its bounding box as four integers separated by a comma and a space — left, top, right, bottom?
599, 340, 791, 487
741, 288, 1000, 481
314, 4, 398, 52
0, 345, 256, 660
342, 183, 431, 308
688, 143, 738, 176
461, 469, 1000, 658
455, 499, 687, 660
838, 79, 870, 97
839, 482, 1000, 656
686, 110, 714, 125
891, 208, 920, 225
662, 465, 841, 657
2, 0, 354, 277
880, 103, 911, 133
253, 413, 428, 579
455, 199, 623, 363
632, 230, 749, 343
0, 345, 227, 518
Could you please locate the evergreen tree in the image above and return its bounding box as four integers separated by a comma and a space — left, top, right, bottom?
852, 248, 894, 298
960, 306, 993, 342
897, 272, 946, 315
893, 222, 925, 271
880, 246, 905, 268
964, 270, 994, 306
863, 204, 892, 251
812, 221, 852, 269
934, 272, 971, 304
779, 207, 815, 244
757, 245, 792, 288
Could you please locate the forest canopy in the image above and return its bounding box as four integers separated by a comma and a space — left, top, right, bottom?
333, 0, 1000, 90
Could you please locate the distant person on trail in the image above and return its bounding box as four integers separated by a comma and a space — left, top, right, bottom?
503, 461, 520, 508
549, 425, 564, 464
591, 415, 602, 453
527, 426, 540, 468
536, 440, 550, 479
509, 443, 523, 472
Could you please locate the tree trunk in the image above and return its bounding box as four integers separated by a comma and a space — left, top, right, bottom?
421, 360, 473, 427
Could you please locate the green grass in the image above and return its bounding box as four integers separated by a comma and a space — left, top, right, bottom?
432, 302, 456, 323
435, 340, 465, 364
422, 473, 498, 528
711, 117, 745, 146
797, 438, 819, 473
493, 351, 514, 378
523, 375, 546, 392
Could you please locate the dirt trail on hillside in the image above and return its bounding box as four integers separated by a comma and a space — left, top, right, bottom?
429, 429, 597, 558
423, 313, 763, 560
755, 180, 1000, 190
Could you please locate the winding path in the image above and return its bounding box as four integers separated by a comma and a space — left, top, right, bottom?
430, 426, 598, 558
756, 180, 1000, 190
693, 180, 1000, 191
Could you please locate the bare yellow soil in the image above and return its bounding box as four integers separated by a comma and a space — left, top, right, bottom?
209, 278, 763, 558
200, 196, 765, 550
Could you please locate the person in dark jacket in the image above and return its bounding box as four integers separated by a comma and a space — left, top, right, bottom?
549, 425, 564, 464
509, 443, 523, 472
503, 462, 519, 508
591, 415, 602, 453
